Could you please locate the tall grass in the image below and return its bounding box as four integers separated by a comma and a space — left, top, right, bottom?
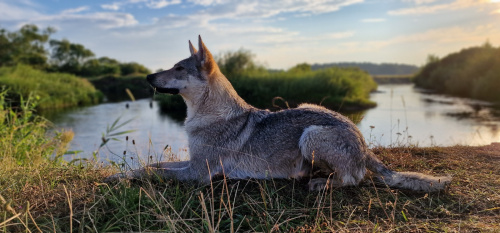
0, 64, 103, 110
157, 67, 377, 113
0, 88, 73, 166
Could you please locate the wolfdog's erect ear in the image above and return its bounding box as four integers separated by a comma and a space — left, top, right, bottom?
195, 35, 217, 74
189, 40, 197, 56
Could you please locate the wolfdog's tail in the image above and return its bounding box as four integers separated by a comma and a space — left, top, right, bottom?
365, 152, 451, 192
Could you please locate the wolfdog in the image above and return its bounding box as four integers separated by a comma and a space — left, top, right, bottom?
106, 36, 451, 192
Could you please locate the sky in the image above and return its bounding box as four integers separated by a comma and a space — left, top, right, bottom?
1, 0, 500, 71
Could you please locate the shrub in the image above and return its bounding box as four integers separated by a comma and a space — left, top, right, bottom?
0, 64, 103, 109
414, 43, 500, 102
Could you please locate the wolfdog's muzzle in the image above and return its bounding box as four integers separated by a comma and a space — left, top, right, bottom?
146, 74, 180, 94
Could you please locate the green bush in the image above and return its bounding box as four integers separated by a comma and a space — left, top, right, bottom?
414, 43, 500, 102
0, 64, 103, 109
231, 67, 377, 111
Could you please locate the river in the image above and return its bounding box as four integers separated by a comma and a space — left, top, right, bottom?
46, 83, 500, 164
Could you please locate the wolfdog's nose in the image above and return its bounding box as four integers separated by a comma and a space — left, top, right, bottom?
146, 74, 155, 83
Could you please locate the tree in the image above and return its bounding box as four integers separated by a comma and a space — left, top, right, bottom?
426, 54, 440, 64
216, 49, 259, 78
288, 63, 311, 73
120, 62, 151, 75
0, 24, 54, 68
49, 39, 95, 73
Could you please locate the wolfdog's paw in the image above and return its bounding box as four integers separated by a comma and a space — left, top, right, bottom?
103, 173, 127, 183
308, 178, 328, 191
308, 178, 345, 191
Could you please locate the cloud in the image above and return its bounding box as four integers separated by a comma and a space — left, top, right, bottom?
388, 0, 486, 15
0, 1, 42, 21
146, 0, 182, 9
188, 0, 228, 6
402, 0, 438, 5
61, 6, 89, 14
358, 24, 500, 51
101, 3, 121, 11
184, 0, 364, 21
255, 30, 354, 44
361, 18, 386, 23
101, 0, 181, 11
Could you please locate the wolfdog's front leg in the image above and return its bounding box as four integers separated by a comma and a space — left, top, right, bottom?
104, 160, 207, 183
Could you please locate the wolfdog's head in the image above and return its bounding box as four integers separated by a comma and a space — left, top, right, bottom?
146, 36, 220, 98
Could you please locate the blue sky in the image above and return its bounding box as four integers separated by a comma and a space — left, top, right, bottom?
1, 0, 499, 71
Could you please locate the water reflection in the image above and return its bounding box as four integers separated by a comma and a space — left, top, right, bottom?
47, 99, 189, 165
357, 84, 500, 147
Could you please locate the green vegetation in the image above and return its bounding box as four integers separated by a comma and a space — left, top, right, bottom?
90, 75, 153, 102
0, 65, 102, 110
0, 89, 73, 166
1, 24, 151, 106
158, 50, 378, 113
311, 62, 419, 76
414, 42, 500, 103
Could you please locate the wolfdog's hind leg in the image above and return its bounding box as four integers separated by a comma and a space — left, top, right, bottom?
299, 125, 367, 190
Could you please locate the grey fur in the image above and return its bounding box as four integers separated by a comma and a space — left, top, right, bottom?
105, 36, 451, 192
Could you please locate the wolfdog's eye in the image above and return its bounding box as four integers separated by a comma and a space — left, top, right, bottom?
175, 66, 184, 71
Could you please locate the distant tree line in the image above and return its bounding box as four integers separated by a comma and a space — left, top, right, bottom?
0, 24, 150, 77
414, 42, 500, 103
311, 62, 419, 75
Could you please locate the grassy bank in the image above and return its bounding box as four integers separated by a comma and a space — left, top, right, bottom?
158, 67, 378, 113
1, 88, 499, 232
0, 65, 102, 110
1, 144, 499, 232
414, 43, 500, 103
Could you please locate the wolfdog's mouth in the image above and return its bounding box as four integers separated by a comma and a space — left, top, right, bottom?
155, 87, 180, 95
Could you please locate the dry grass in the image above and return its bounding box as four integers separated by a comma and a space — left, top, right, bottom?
1, 143, 499, 232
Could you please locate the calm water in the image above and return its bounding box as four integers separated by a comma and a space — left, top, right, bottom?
47, 84, 500, 164
357, 84, 499, 147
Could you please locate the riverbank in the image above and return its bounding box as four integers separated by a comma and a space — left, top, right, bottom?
1, 144, 498, 232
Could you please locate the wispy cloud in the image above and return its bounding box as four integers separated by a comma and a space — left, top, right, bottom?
388, 0, 486, 16
101, 0, 181, 11
38, 12, 139, 29
361, 18, 386, 23
0, 1, 41, 21
101, 3, 121, 11
61, 6, 89, 15
146, 0, 182, 9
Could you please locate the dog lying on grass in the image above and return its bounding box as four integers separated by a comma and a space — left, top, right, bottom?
106, 36, 451, 192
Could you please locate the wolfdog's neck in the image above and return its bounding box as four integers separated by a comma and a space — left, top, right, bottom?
184, 72, 252, 126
